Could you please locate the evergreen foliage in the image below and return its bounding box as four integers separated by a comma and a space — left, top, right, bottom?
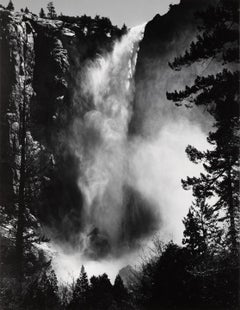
39, 8, 46, 18
182, 198, 223, 255
69, 265, 89, 309
121, 23, 128, 34
131, 239, 239, 310
88, 273, 113, 310
6, 0, 14, 11
168, 0, 239, 70
22, 267, 59, 310
47, 1, 57, 19
167, 0, 240, 254
113, 275, 132, 309
57, 14, 124, 40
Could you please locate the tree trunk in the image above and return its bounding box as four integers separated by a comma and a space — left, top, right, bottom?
226, 160, 237, 254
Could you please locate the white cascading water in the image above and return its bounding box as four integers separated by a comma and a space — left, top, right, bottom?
73, 25, 146, 257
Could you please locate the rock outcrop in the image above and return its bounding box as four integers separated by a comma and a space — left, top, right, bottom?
0, 10, 35, 209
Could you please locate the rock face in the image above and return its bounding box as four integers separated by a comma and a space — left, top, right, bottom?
0, 10, 122, 227
0, 11, 73, 223
118, 265, 137, 288
0, 10, 35, 209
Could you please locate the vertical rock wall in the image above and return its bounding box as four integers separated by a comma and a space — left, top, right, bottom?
0, 9, 122, 235
0, 11, 72, 215
0, 11, 35, 209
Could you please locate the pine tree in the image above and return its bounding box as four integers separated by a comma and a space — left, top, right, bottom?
167, 0, 239, 71
47, 2, 57, 19
98, 17, 112, 34
180, 114, 239, 254
6, 0, 14, 11
39, 8, 46, 18
167, 0, 239, 254
113, 275, 129, 308
70, 265, 89, 309
23, 267, 59, 309
121, 24, 128, 35
24, 7, 29, 14
183, 198, 223, 256
89, 273, 113, 310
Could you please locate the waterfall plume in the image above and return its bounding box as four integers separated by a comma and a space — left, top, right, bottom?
69, 24, 147, 259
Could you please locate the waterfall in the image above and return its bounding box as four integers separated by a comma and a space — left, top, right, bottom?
52, 22, 208, 281
72, 25, 146, 258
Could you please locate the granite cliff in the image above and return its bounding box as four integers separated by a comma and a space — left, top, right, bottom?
0, 9, 124, 236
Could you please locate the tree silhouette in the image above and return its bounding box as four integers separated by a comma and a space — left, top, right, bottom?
121, 24, 128, 35
39, 8, 46, 18
132, 241, 193, 309
47, 2, 57, 19
182, 198, 223, 256
70, 265, 89, 309
75, 265, 89, 301
6, 0, 14, 11
180, 116, 239, 254
113, 275, 131, 309
89, 273, 113, 310
22, 267, 59, 310
165, 2, 239, 307
167, 0, 239, 254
